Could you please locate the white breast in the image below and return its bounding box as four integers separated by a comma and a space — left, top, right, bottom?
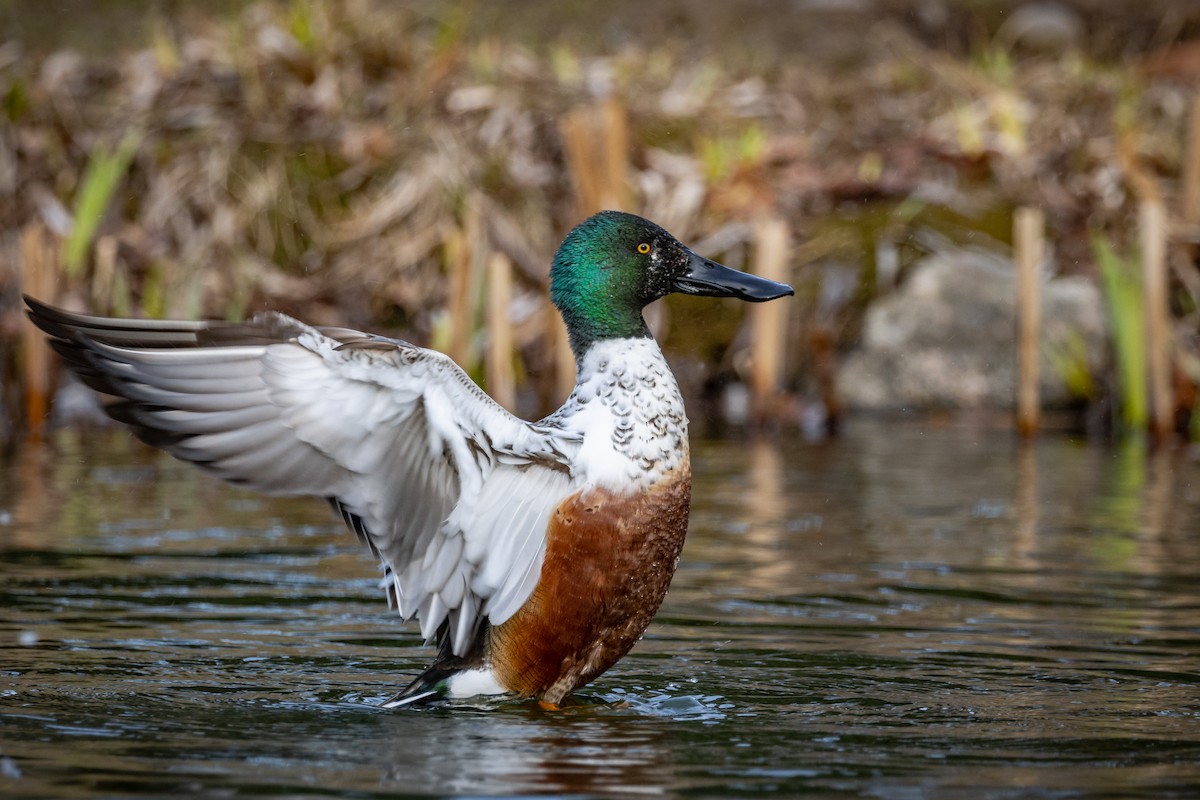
544, 338, 689, 492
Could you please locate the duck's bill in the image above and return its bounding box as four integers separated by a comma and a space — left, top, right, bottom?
672, 251, 794, 302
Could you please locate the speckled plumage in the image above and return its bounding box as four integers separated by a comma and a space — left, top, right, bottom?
543, 338, 689, 491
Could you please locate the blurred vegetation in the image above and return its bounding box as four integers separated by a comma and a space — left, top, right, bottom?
1, 0, 1199, 433
65, 131, 141, 277
1093, 232, 1148, 431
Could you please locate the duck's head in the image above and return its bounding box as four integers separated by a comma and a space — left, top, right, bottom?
550, 211, 794, 356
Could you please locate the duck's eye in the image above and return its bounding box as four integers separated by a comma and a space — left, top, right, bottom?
637, 242, 651, 254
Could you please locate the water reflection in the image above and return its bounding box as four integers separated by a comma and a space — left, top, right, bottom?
374, 709, 677, 796
2, 422, 1200, 798
1014, 441, 1038, 565
686, 422, 1200, 590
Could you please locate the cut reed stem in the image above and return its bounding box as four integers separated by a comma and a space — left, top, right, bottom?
1014, 206, 1044, 437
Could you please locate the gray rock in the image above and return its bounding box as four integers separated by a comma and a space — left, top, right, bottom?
996, 2, 1085, 54
838, 248, 1108, 410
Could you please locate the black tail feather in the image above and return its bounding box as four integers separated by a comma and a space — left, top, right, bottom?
379, 619, 491, 709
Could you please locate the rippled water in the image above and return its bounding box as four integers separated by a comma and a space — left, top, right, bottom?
2, 421, 1199, 798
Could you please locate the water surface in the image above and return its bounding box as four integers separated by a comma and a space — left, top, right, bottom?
2, 422, 1199, 798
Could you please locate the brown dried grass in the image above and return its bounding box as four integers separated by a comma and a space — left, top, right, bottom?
1, 0, 1198, 431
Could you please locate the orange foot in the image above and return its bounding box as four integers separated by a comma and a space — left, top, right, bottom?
538, 700, 561, 711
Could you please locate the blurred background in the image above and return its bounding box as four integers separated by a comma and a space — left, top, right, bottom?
2, 0, 1200, 443
4, 7, 1200, 797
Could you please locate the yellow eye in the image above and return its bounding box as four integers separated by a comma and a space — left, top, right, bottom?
637, 243, 650, 254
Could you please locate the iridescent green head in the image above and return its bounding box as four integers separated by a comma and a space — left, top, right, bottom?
550, 211, 793, 357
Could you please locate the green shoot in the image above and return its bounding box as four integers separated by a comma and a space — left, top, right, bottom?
1092, 232, 1146, 432
65, 131, 141, 276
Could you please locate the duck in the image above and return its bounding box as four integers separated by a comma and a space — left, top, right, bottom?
26, 210, 793, 708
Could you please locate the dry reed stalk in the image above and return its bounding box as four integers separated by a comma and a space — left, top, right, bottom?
749, 218, 791, 419
444, 229, 470, 366
1014, 206, 1044, 437
486, 252, 516, 412
446, 199, 483, 368
551, 302, 576, 406
601, 97, 630, 211
559, 112, 597, 215
559, 99, 631, 216
20, 224, 58, 439
1140, 199, 1173, 440
1183, 94, 1200, 228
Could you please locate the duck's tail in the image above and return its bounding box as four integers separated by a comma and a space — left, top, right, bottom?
381, 618, 497, 708
380, 665, 456, 708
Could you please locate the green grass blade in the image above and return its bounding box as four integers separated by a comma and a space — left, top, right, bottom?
1092, 232, 1146, 431
65, 131, 141, 276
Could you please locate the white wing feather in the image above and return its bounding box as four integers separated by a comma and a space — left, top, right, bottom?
47, 309, 581, 655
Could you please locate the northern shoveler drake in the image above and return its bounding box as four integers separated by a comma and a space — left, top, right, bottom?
26, 210, 793, 707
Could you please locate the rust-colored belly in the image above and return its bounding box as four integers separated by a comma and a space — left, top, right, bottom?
488, 467, 692, 703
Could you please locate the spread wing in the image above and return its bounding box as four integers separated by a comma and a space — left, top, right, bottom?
26, 297, 581, 655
